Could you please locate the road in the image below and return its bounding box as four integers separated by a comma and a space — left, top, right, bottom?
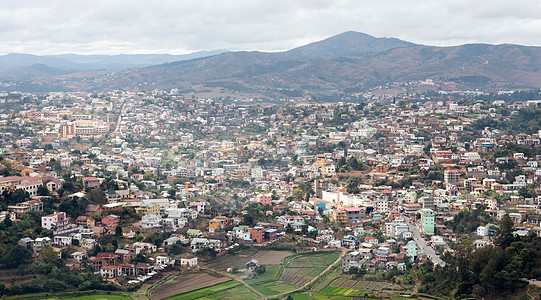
406, 217, 445, 267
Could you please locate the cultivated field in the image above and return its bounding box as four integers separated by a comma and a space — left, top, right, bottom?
279, 252, 340, 286
328, 277, 402, 291
149, 273, 231, 300
163, 281, 259, 300
206, 250, 294, 271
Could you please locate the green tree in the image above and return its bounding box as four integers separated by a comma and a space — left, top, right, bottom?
37, 185, 51, 196
495, 215, 515, 249
87, 188, 106, 204
40, 247, 58, 264
292, 188, 304, 201
115, 226, 122, 237
0, 245, 31, 268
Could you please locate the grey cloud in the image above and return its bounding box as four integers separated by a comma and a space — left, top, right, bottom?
0, 0, 541, 55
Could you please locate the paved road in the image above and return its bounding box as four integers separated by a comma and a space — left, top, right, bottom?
406, 218, 445, 267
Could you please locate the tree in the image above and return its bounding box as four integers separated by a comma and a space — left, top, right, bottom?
255, 265, 266, 275
40, 247, 58, 264
0, 245, 31, 268
3, 216, 12, 227
495, 215, 515, 249
87, 188, 106, 204
112, 239, 118, 250
130, 253, 148, 264
292, 188, 304, 201
37, 185, 50, 196
115, 226, 123, 237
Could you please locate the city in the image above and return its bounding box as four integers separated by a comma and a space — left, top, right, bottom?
0, 88, 540, 299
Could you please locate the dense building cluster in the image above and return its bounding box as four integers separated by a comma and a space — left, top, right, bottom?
0, 89, 540, 296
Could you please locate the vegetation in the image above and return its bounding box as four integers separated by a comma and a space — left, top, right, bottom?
417, 215, 541, 299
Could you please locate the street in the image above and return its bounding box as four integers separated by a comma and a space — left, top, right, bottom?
406, 217, 446, 267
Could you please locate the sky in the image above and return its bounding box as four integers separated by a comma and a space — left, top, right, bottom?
2, 0, 541, 55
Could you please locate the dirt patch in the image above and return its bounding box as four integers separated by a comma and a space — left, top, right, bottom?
149, 273, 231, 300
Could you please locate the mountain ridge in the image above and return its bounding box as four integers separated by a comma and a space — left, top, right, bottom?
4, 31, 541, 94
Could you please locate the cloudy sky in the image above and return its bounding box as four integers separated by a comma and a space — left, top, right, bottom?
2, 0, 541, 55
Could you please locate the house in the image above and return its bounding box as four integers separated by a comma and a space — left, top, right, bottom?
102, 203, 123, 212
90, 226, 107, 238
255, 194, 272, 206
245, 259, 259, 272
342, 251, 365, 273
86, 204, 103, 216
233, 226, 252, 241
71, 251, 87, 263
102, 214, 120, 227
251, 226, 265, 244
33, 237, 52, 254
376, 247, 391, 264
186, 229, 202, 238
474, 239, 488, 248
406, 240, 417, 262
140, 214, 162, 229
155, 255, 171, 266
100, 265, 123, 278
180, 256, 198, 267
76, 215, 96, 227
342, 235, 359, 249
191, 238, 211, 252
41, 211, 71, 234
82, 177, 100, 189
209, 216, 230, 231
53, 236, 72, 247
163, 236, 180, 247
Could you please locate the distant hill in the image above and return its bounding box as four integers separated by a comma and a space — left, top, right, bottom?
0, 53, 84, 71
5, 32, 541, 94
46, 50, 227, 70
286, 31, 415, 57
0, 63, 72, 80
0, 50, 227, 79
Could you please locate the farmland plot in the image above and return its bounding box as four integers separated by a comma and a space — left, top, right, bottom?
150, 273, 231, 300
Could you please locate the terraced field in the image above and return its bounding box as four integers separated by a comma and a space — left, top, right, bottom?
150, 273, 231, 300
279, 252, 340, 286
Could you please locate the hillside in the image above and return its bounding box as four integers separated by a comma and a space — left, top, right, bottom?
5, 32, 541, 94
286, 31, 415, 57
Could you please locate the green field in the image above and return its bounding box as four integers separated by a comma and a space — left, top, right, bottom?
320, 286, 368, 296
244, 264, 284, 286
252, 282, 298, 295
165, 281, 246, 300
291, 291, 330, 300
55, 296, 130, 300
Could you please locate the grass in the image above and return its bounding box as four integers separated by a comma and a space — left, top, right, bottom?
245, 265, 284, 286
291, 291, 329, 300
194, 285, 259, 300
252, 282, 298, 296
320, 286, 368, 296
58, 296, 130, 300
165, 281, 240, 300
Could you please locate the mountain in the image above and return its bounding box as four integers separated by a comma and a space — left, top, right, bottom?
46, 50, 227, 70
286, 31, 415, 57
5, 32, 541, 94
0, 63, 72, 80
0, 53, 84, 70
0, 50, 227, 80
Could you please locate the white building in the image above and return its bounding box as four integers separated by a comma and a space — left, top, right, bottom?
140, 214, 162, 229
